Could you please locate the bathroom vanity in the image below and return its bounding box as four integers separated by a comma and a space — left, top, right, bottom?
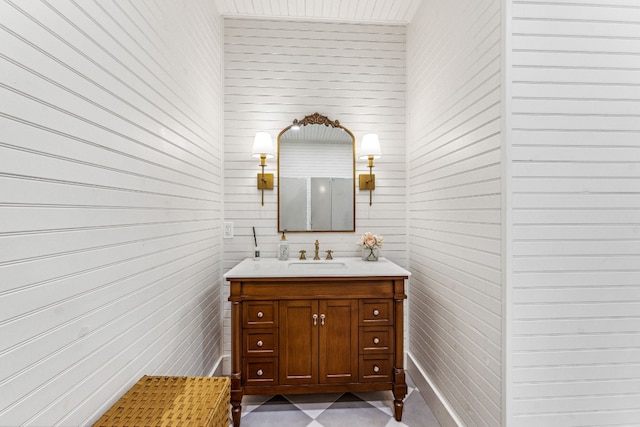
225, 257, 410, 427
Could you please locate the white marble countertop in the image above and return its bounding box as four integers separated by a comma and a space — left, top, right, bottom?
224, 257, 411, 279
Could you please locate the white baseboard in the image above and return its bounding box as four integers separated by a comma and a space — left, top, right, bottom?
207, 355, 225, 377
407, 352, 464, 427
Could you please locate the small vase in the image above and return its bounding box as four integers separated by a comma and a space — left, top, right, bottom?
362, 246, 379, 261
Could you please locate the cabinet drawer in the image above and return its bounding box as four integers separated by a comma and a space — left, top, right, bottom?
244, 301, 278, 328
359, 355, 393, 382
243, 358, 278, 386
359, 299, 393, 326
359, 326, 393, 354
243, 329, 278, 357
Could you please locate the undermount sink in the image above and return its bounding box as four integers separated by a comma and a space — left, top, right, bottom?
287, 261, 348, 270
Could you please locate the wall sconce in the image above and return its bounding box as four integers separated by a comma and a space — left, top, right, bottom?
252, 132, 275, 206
358, 133, 382, 206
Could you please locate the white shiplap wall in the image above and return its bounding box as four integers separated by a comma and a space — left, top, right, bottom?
509, 1, 640, 426
222, 17, 407, 372
407, 0, 503, 426
0, 1, 224, 425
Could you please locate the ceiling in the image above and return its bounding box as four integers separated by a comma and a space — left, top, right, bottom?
213, 0, 424, 24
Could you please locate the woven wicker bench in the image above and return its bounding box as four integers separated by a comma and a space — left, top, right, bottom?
93, 376, 230, 427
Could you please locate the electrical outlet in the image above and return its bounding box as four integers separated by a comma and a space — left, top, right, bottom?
223, 222, 234, 239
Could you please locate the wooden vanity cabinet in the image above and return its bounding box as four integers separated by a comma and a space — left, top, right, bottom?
228, 276, 407, 427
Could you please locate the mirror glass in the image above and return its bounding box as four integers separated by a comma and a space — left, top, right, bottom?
278, 113, 355, 232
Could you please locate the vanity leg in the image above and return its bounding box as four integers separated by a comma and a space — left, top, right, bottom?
231, 396, 241, 425
394, 399, 404, 421
231, 401, 242, 426
392, 280, 407, 422
393, 368, 407, 421
230, 296, 243, 427
230, 372, 242, 426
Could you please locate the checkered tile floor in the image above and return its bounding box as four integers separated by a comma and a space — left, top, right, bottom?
234, 374, 441, 427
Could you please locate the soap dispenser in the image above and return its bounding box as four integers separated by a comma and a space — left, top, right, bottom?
278, 230, 289, 260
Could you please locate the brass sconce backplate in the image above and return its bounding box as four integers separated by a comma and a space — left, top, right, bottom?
359, 174, 375, 190
257, 173, 274, 189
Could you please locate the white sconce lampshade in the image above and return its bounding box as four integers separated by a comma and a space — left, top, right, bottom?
252, 132, 275, 159
359, 133, 382, 159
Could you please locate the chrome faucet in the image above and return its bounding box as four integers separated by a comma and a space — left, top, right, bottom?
314, 240, 320, 260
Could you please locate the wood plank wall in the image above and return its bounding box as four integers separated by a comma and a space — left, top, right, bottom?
222, 18, 408, 373
509, 1, 640, 425
0, 1, 224, 425
407, 0, 504, 426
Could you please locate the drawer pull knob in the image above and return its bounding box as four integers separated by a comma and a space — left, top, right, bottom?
373, 309, 380, 316
257, 311, 264, 318
373, 365, 380, 373
373, 337, 380, 344
257, 369, 263, 376
257, 340, 263, 347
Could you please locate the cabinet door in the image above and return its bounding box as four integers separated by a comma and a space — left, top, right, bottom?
279, 300, 319, 385
319, 299, 358, 384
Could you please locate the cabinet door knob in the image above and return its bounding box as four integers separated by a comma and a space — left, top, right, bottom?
257, 311, 264, 318
257, 340, 263, 347
373, 365, 380, 373
313, 314, 318, 326
320, 313, 325, 326
257, 369, 263, 376
373, 309, 380, 316
373, 337, 380, 344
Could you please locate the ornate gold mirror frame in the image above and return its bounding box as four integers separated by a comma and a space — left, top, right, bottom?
277, 113, 356, 232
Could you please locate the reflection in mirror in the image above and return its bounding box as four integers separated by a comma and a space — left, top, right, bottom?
278, 113, 355, 232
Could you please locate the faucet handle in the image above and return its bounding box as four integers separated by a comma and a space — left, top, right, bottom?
325, 250, 333, 260
299, 250, 307, 260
